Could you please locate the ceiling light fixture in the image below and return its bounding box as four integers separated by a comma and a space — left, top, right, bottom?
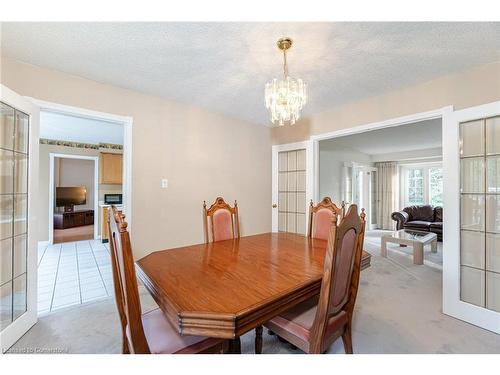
265, 37, 307, 126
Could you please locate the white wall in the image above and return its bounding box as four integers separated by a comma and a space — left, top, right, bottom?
319, 142, 372, 203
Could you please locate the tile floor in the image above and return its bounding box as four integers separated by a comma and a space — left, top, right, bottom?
37, 240, 113, 315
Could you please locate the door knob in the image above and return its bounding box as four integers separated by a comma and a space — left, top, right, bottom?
272, 204, 277, 208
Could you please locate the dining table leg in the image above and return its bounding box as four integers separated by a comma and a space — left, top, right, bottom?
255, 326, 263, 354
228, 337, 241, 354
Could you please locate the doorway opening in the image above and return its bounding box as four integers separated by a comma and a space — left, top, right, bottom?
51, 155, 98, 244
34, 102, 132, 315
316, 116, 444, 268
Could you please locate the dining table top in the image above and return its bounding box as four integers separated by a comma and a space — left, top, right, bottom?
135, 232, 370, 339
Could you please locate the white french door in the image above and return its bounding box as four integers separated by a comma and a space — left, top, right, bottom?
272, 141, 313, 234
443, 101, 500, 334
0, 85, 39, 352
351, 165, 378, 230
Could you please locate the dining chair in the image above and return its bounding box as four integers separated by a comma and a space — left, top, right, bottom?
107, 206, 228, 354
203, 197, 240, 243
307, 197, 346, 240
255, 204, 366, 354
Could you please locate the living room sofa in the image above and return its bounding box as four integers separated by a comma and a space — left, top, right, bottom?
391, 205, 442, 241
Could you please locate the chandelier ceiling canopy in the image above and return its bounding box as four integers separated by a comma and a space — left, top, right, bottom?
265, 37, 307, 126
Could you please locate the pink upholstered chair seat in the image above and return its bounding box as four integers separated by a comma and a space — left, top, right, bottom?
212, 209, 233, 242
264, 296, 349, 353
141, 308, 223, 354
313, 208, 335, 240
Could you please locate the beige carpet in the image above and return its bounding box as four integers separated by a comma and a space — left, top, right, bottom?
7, 238, 500, 354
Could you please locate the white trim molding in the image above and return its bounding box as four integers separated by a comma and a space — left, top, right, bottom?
26, 98, 133, 233
48, 153, 100, 244
443, 100, 500, 334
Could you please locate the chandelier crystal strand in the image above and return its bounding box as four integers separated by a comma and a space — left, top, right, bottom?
265, 38, 307, 126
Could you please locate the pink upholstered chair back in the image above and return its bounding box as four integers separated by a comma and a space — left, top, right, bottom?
308, 197, 345, 240
309, 204, 366, 353
203, 197, 240, 243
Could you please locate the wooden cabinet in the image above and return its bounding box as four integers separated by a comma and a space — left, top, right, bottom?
101, 206, 110, 242
100, 152, 123, 184
54, 210, 94, 229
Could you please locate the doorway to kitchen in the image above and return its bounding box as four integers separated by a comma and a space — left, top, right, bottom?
33, 100, 132, 315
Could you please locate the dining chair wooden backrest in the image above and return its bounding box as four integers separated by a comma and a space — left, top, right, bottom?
203, 197, 240, 243
307, 197, 346, 240
309, 204, 366, 353
108, 206, 150, 354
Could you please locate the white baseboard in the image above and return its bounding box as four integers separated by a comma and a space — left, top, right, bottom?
37, 240, 49, 247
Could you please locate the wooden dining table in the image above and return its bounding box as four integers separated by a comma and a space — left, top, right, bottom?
135, 232, 371, 353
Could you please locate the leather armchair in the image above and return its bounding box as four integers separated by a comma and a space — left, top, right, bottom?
391, 211, 409, 230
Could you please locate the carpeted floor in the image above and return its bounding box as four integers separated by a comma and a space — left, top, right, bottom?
365, 230, 443, 268
6, 235, 500, 354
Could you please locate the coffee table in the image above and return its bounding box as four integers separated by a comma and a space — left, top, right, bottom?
381, 229, 438, 265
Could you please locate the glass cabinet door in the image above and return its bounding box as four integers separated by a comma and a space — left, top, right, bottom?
0, 102, 29, 331
460, 116, 500, 312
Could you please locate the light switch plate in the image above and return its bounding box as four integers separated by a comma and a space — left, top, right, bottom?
161, 179, 168, 188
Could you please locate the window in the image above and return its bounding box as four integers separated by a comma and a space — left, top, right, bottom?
429, 167, 443, 206
402, 164, 443, 207
407, 168, 424, 205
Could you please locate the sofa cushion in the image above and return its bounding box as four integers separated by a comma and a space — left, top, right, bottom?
403, 205, 434, 222
430, 222, 442, 234
405, 221, 431, 230
434, 207, 443, 221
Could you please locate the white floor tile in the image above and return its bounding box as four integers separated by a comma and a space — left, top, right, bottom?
36, 239, 116, 314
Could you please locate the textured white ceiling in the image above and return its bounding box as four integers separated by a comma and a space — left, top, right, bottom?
40, 111, 124, 145
320, 118, 442, 155
2, 22, 499, 126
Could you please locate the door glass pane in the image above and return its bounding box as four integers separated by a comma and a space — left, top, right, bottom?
487, 155, 500, 193
14, 194, 27, 236
0, 281, 13, 330
0, 148, 14, 194
12, 273, 27, 320
0, 238, 13, 284
486, 116, 500, 155
0, 102, 29, 331
14, 111, 29, 154
0, 195, 13, 241
461, 158, 484, 193
460, 120, 484, 157
0, 103, 15, 150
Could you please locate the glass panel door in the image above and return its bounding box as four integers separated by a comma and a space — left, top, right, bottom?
460, 116, 500, 312
0, 102, 29, 330
278, 149, 307, 235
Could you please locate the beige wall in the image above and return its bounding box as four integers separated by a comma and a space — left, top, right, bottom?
272, 61, 500, 144
1, 58, 272, 259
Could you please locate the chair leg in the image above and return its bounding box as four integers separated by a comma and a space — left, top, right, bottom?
341, 323, 353, 354
122, 337, 130, 354
255, 326, 263, 354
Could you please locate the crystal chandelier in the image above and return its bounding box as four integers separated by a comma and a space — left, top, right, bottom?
265, 37, 307, 126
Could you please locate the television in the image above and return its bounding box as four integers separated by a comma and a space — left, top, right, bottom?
56, 186, 87, 211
